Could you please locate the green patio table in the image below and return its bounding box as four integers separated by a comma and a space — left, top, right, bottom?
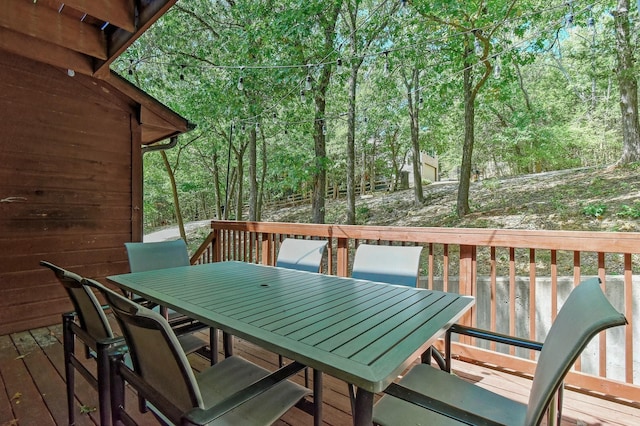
107, 261, 474, 426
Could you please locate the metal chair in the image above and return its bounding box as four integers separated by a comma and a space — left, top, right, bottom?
351, 243, 423, 287
124, 239, 219, 363
276, 238, 328, 273
373, 277, 628, 426
86, 279, 311, 426
40, 260, 125, 426
275, 238, 328, 390
348, 244, 431, 413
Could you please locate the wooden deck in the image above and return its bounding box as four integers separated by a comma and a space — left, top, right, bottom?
1, 324, 638, 426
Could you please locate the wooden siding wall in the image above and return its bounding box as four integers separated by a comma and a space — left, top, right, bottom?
0, 52, 138, 334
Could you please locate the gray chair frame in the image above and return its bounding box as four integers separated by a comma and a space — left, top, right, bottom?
41, 261, 125, 426
351, 243, 423, 287
373, 277, 628, 426
275, 238, 328, 387
86, 279, 310, 426
276, 238, 328, 273
124, 239, 219, 363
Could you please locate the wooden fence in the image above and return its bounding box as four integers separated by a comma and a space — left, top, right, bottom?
191, 220, 640, 403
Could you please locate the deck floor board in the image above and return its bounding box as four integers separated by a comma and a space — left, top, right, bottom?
1, 326, 638, 426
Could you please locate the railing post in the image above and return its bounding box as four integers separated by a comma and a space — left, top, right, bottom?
459, 244, 475, 328
337, 237, 349, 277
262, 233, 272, 266
213, 228, 221, 262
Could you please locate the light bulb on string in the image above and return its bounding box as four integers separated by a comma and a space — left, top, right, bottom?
128, 59, 134, 76
383, 51, 390, 75
255, 122, 260, 132
587, 16, 595, 27
336, 58, 342, 74
179, 64, 186, 81
305, 75, 312, 91
237, 66, 245, 91
419, 97, 424, 108
322, 122, 327, 135
493, 56, 501, 79
474, 39, 483, 57
300, 90, 306, 103
565, 13, 574, 28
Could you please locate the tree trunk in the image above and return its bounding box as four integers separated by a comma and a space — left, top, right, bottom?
456, 44, 474, 217
614, 0, 640, 164
346, 61, 358, 225
248, 127, 258, 221
409, 68, 424, 204
161, 151, 187, 242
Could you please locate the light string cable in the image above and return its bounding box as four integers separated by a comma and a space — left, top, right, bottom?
117, 0, 603, 127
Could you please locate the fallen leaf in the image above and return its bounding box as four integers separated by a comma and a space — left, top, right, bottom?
80, 405, 96, 414
14, 355, 26, 360
10, 392, 21, 402
1, 419, 20, 426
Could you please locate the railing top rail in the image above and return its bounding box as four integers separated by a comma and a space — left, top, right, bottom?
210, 220, 640, 253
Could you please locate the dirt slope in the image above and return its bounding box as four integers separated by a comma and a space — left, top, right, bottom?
261, 165, 640, 232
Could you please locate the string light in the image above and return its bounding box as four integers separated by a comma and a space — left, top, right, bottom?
237, 66, 245, 91
179, 64, 185, 81
474, 38, 483, 57
119, 1, 590, 135
322, 122, 327, 135
493, 56, 501, 79
383, 51, 390, 75
255, 122, 260, 132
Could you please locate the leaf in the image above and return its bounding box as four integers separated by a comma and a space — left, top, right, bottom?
14, 355, 26, 360
10, 392, 21, 402
80, 405, 97, 414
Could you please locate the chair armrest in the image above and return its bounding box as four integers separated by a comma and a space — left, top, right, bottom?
444, 324, 543, 372
448, 324, 543, 351
183, 361, 306, 425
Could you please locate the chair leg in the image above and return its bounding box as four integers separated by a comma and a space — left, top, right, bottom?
210, 328, 218, 365
62, 313, 75, 426
96, 341, 112, 426
109, 354, 126, 426
223, 331, 233, 357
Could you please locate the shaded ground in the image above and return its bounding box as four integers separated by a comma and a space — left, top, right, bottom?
146, 165, 640, 243
261, 165, 640, 232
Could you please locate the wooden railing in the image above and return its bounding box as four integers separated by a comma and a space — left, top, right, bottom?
193, 220, 640, 403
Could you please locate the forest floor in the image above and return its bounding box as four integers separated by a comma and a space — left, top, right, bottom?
146, 164, 640, 243
261, 164, 640, 232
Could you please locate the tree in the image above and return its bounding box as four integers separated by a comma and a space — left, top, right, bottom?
413, 0, 520, 216
613, 0, 640, 164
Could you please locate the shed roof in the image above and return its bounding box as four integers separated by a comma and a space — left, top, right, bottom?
0, 0, 191, 144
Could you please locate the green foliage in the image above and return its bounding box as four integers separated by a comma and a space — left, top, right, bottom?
582, 202, 607, 218
616, 203, 640, 219
114, 0, 633, 230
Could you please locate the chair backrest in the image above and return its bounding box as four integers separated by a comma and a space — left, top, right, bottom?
85, 278, 202, 418
276, 238, 328, 273
525, 278, 627, 426
40, 261, 113, 342
125, 239, 191, 273
351, 244, 423, 287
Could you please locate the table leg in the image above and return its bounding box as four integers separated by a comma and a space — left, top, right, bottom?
313, 369, 323, 426
353, 387, 374, 426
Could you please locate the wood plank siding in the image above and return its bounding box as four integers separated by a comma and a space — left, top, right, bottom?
0, 51, 188, 335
